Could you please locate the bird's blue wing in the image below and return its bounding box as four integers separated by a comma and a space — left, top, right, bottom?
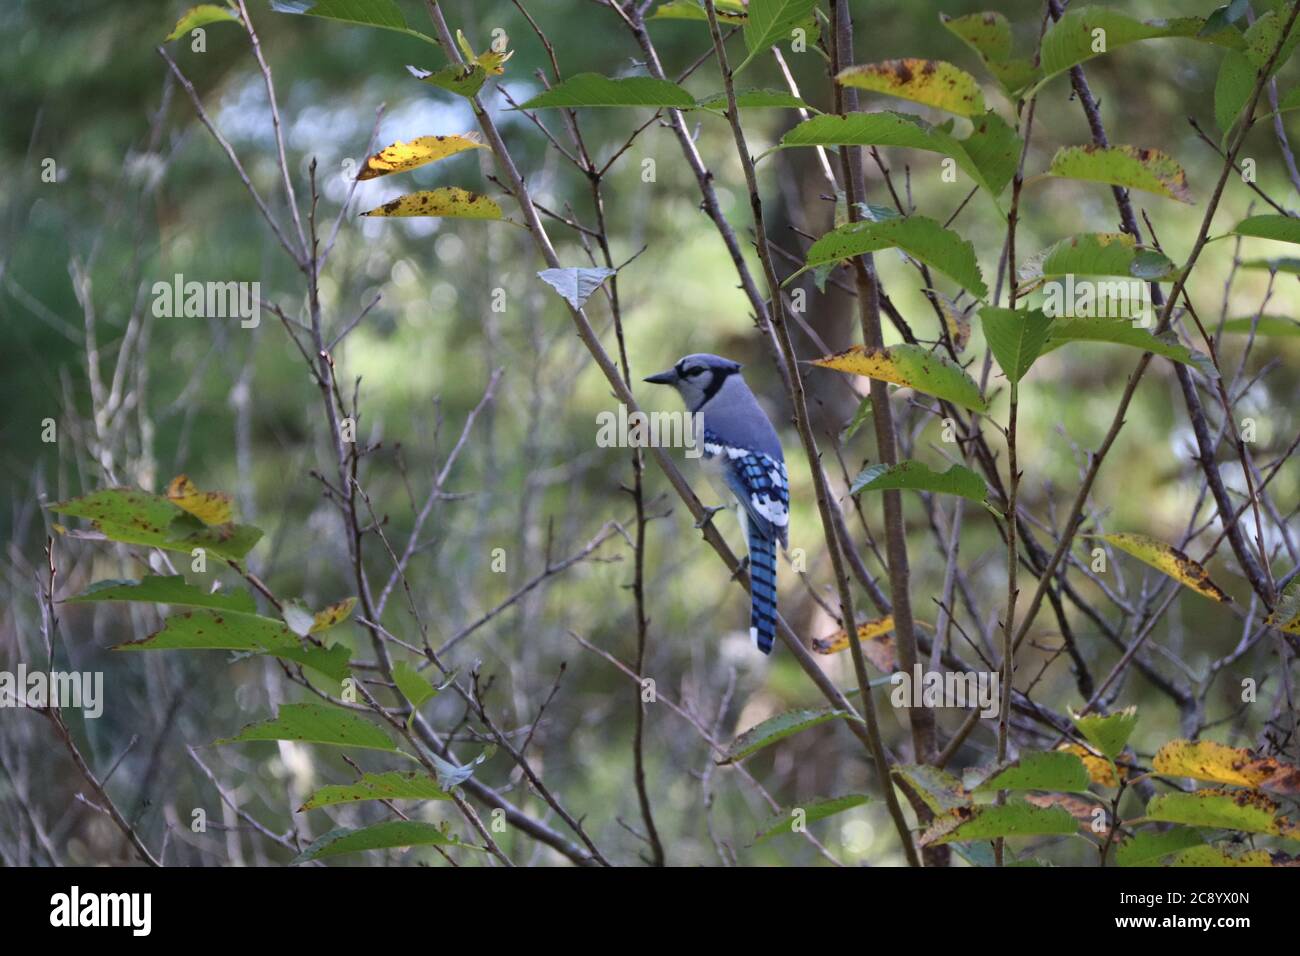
703, 431, 789, 548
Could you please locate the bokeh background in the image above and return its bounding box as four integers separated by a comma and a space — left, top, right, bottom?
1, 0, 1296, 866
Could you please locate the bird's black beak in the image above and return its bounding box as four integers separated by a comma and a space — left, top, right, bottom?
643, 369, 677, 385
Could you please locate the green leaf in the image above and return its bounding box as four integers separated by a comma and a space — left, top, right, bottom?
695, 89, 812, 111
1047, 145, 1192, 203
813, 343, 988, 414
1024, 232, 1176, 282
299, 771, 450, 810
650, 0, 748, 24
893, 764, 969, 814
1088, 532, 1231, 602
271, 0, 408, 32
393, 660, 441, 726
1036, 10, 1243, 94
718, 708, 857, 765
1240, 256, 1300, 273
972, 751, 1092, 793
940, 11, 1039, 94
741, 0, 817, 63
537, 267, 617, 310
841, 395, 873, 440
165, 4, 240, 42
1171, 844, 1277, 867
752, 794, 871, 844
919, 800, 1078, 846
1115, 827, 1206, 866
360, 188, 504, 220
791, 215, 987, 299
1220, 315, 1300, 336
1041, 318, 1215, 378
1144, 789, 1298, 838
517, 73, 695, 109
980, 307, 1053, 384
1243, 7, 1300, 70
218, 702, 398, 752
780, 111, 1020, 198
408, 62, 488, 98
1215, 50, 1256, 134
48, 488, 263, 560
837, 59, 984, 117
291, 820, 476, 864
1071, 706, 1138, 760
1231, 213, 1300, 244
849, 460, 988, 507
64, 575, 255, 613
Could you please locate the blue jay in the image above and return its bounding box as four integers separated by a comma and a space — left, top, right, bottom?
644, 354, 788, 654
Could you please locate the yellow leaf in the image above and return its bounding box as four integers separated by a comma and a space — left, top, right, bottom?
1057, 742, 1127, 787
1153, 739, 1300, 794
1092, 532, 1231, 603
356, 133, 486, 181
837, 59, 985, 117
812, 343, 988, 414
361, 187, 504, 220
165, 475, 233, 526
455, 28, 513, 76
310, 597, 357, 633
812, 615, 895, 671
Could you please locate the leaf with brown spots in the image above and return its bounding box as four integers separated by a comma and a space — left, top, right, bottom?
1091, 533, 1232, 603
356, 133, 486, 180
919, 800, 1077, 847
218, 701, 398, 752
811, 615, 895, 671
941, 12, 1039, 94
310, 596, 357, 633
1153, 739, 1300, 795
812, 343, 988, 414
1057, 743, 1128, 787
166, 474, 233, 525
361, 187, 504, 220
1048, 145, 1193, 203
893, 764, 968, 814
837, 59, 985, 117
1144, 788, 1300, 837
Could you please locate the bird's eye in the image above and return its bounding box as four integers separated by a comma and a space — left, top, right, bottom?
683, 366, 704, 377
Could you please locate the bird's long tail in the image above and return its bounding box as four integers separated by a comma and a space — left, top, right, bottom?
747, 524, 778, 655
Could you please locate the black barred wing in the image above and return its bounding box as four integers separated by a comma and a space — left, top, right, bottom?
703, 432, 789, 547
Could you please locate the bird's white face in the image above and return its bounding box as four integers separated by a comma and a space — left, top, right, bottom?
643, 353, 741, 412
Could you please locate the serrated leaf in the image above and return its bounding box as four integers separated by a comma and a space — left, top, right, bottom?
752, 794, 871, 844
849, 460, 989, 509
792, 215, 987, 299
1144, 788, 1299, 837
811, 615, 895, 671
742, 0, 817, 61
164, 474, 233, 525
940, 11, 1039, 94
1219, 315, 1300, 336
1172, 844, 1277, 867
718, 708, 857, 765
361, 187, 503, 220
812, 343, 988, 414
1048, 145, 1192, 203
517, 73, 695, 110
218, 702, 398, 752
165, 4, 240, 42
1243, 7, 1300, 69
695, 89, 812, 111
1071, 706, 1138, 760
46, 488, 263, 560
837, 59, 984, 117
291, 820, 476, 864
1090, 533, 1231, 602
649, 0, 748, 25
356, 134, 486, 181
271, 0, 407, 31
407, 62, 488, 98
1041, 318, 1214, 378
1216, 50, 1257, 133
1153, 739, 1300, 794
980, 307, 1053, 384
64, 575, 255, 613
299, 771, 450, 810
1026, 232, 1176, 282
893, 764, 969, 814
537, 267, 617, 309
1116, 827, 1206, 866
780, 110, 1019, 198
919, 800, 1078, 847
1231, 213, 1300, 244
972, 751, 1092, 793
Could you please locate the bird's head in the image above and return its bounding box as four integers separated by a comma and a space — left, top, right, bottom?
643, 353, 742, 411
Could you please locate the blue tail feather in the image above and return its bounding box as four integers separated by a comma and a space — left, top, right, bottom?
747, 525, 778, 655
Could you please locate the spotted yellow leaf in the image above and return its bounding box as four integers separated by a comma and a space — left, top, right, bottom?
837, 59, 985, 117
311, 596, 357, 633
1057, 742, 1127, 787
361, 187, 504, 220
812, 343, 988, 413
456, 28, 512, 75
165, 475, 233, 526
812, 615, 895, 671
1153, 739, 1300, 795
356, 133, 486, 181
1090, 532, 1231, 602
